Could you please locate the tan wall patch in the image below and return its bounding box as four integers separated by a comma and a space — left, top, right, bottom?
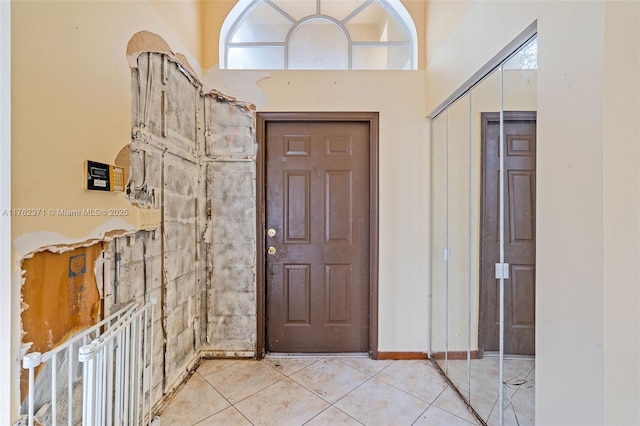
20, 244, 105, 381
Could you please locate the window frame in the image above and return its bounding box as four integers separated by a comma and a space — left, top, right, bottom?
219, 0, 418, 70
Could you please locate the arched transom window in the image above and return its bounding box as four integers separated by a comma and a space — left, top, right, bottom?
220, 0, 418, 70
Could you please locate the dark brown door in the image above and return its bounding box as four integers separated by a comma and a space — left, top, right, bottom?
480, 111, 536, 355
265, 120, 370, 353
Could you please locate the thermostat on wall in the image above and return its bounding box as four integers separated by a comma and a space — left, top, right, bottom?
86, 160, 124, 192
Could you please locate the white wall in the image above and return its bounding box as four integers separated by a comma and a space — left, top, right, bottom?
425, 1, 640, 424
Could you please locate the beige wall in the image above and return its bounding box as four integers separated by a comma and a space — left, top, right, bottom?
11, 0, 201, 253
425, 1, 640, 424
1, 3, 11, 424
603, 1, 640, 424
258, 71, 430, 352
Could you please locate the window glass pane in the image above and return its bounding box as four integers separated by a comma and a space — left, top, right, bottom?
222, 0, 417, 70
288, 19, 348, 69
272, 0, 317, 21
352, 45, 411, 70
231, 1, 292, 43
504, 36, 538, 70
346, 2, 407, 42
321, 0, 367, 22
228, 46, 284, 69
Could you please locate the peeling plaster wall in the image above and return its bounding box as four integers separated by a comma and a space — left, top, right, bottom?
104, 232, 167, 405
205, 96, 257, 352
103, 49, 256, 409
19, 243, 105, 418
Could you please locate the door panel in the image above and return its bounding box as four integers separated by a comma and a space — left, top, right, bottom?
481, 112, 536, 355
266, 121, 370, 353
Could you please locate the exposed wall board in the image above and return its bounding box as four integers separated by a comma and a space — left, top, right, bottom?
114, 45, 256, 410
206, 159, 256, 351
21, 244, 105, 353
14, 32, 256, 415
206, 96, 255, 157
204, 94, 257, 352
20, 243, 105, 398
120, 50, 207, 399
162, 151, 201, 375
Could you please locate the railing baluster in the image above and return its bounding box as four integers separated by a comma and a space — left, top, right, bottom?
22, 301, 155, 426
22, 352, 41, 426
68, 345, 73, 426
148, 298, 156, 426
51, 352, 57, 426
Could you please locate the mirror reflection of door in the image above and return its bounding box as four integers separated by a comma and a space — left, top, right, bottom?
264, 118, 371, 353
480, 111, 537, 356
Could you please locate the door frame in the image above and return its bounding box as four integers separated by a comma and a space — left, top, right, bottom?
256, 111, 380, 359
478, 110, 537, 357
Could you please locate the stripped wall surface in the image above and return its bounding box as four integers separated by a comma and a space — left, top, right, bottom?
205, 96, 256, 353
18, 32, 257, 418
103, 45, 257, 409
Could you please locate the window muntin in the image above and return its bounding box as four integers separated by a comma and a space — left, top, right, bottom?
231, 1, 292, 43
221, 0, 417, 70
288, 18, 349, 70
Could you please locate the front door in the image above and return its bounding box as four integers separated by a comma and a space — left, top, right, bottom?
264, 118, 371, 353
480, 111, 536, 355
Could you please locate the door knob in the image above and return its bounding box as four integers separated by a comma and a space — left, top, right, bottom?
267, 246, 277, 255
267, 228, 277, 237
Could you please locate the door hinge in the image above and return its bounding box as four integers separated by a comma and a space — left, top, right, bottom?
495, 263, 510, 279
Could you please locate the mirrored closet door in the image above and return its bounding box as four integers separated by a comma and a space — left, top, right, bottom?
430, 33, 537, 426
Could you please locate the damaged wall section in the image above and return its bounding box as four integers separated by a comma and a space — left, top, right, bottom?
20, 242, 106, 418
18, 46, 258, 418
103, 46, 257, 408
205, 96, 257, 352
16, 31, 257, 421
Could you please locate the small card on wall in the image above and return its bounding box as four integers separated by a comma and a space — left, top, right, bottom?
86, 160, 124, 192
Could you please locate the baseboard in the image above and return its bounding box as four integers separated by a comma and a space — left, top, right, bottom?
429, 350, 479, 360
377, 351, 429, 360
198, 349, 256, 359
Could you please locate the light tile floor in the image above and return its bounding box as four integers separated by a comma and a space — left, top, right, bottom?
439, 356, 535, 426
159, 356, 482, 426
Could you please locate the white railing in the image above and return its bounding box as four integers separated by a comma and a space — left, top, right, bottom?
21, 299, 156, 426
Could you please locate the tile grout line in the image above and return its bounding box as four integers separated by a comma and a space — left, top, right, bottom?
266, 357, 365, 425
170, 357, 506, 426
193, 370, 255, 426
199, 359, 293, 424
